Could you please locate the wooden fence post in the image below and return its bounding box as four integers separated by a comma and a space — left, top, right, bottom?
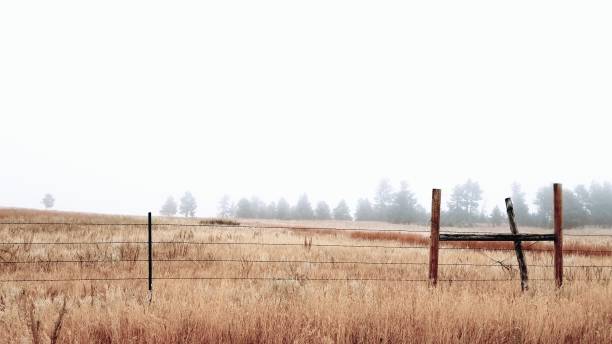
429, 189, 441, 286
148, 212, 153, 302
505, 198, 528, 291
554, 183, 563, 288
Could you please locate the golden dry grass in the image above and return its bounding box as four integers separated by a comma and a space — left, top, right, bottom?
0, 208, 611, 343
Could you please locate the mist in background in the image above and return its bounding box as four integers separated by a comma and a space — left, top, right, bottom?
1, 1, 611, 217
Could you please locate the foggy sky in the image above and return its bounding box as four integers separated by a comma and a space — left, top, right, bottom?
1, 1, 611, 217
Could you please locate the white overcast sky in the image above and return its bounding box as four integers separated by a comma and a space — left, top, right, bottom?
1, 1, 611, 217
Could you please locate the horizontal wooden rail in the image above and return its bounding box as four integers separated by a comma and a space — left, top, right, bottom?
439, 233, 555, 242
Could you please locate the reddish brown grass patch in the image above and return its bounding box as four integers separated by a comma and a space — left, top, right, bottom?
322, 230, 612, 258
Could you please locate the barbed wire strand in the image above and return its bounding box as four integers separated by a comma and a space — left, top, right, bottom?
0, 222, 431, 234
0, 276, 609, 283
0, 241, 428, 249
0, 240, 610, 254
0, 222, 147, 226
1, 259, 611, 269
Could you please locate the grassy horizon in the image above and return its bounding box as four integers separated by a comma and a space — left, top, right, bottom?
0, 208, 611, 343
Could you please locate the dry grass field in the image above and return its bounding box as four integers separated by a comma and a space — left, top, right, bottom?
0, 208, 611, 343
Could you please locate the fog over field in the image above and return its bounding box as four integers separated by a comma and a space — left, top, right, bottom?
1, 1, 611, 217
2, 3, 612, 343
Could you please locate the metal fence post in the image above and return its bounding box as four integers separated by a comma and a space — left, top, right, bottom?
148, 212, 153, 302
429, 189, 441, 286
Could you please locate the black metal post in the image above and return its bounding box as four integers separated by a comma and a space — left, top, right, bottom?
148, 212, 153, 302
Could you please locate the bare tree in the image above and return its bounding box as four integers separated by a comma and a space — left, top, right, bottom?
374, 179, 394, 221
217, 195, 233, 218
179, 191, 197, 217
160, 196, 178, 216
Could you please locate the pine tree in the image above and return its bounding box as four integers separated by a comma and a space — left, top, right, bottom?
534, 186, 590, 228
355, 198, 375, 221
447, 179, 482, 226
250, 197, 266, 218
315, 201, 332, 220
490, 205, 503, 226
294, 194, 314, 219
511, 183, 531, 225
235, 198, 253, 218
533, 187, 552, 227
588, 182, 612, 226
264, 202, 277, 219
333, 200, 352, 221
564, 190, 589, 228
276, 198, 290, 220
389, 181, 417, 224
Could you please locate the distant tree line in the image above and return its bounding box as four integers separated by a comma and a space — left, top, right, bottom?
528, 182, 612, 228
215, 180, 612, 229
217, 179, 429, 224
217, 194, 355, 221
157, 181, 612, 229
440, 181, 612, 229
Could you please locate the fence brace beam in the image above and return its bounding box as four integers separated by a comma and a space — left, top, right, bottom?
439, 233, 554, 241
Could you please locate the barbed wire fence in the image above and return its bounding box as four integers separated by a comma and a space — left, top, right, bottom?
1, 218, 611, 287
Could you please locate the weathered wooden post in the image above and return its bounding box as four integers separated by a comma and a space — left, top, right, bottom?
505, 198, 528, 291
554, 183, 563, 288
429, 189, 441, 286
